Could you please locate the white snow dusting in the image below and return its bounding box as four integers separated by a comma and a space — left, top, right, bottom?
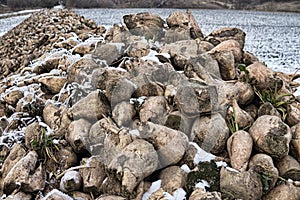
195, 180, 210, 191
38, 121, 54, 136
181, 164, 191, 173
0, 9, 40, 18
141, 49, 161, 63
42, 189, 73, 200
129, 129, 140, 137
216, 161, 228, 168
130, 96, 147, 105
190, 142, 216, 165
164, 188, 186, 200
142, 180, 162, 200
225, 166, 240, 173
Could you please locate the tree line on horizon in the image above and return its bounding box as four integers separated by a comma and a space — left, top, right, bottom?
2, 0, 295, 9
3, 0, 162, 8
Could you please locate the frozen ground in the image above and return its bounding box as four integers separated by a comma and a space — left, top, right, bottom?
0, 14, 29, 36
74, 8, 300, 74
1, 8, 299, 73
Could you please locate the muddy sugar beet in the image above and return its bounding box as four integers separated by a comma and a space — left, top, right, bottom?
1, 8, 300, 200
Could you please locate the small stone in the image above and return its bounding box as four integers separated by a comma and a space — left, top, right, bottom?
57, 148, 78, 170
291, 123, 300, 162
139, 96, 169, 125
286, 102, 300, 127
247, 62, 282, 91
106, 78, 136, 107
105, 24, 131, 43
220, 167, 263, 200
159, 166, 187, 194
125, 41, 150, 58
68, 90, 111, 122
217, 82, 240, 109
67, 57, 99, 85
0, 117, 9, 135
191, 113, 229, 155
39, 76, 67, 94
3, 89, 24, 106
164, 27, 191, 43
87, 118, 108, 154
276, 155, 300, 181
231, 100, 254, 128
4, 191, 32, 200
166, 11, 203, 39
133, 81, 164, 97
73, 43, 96, 56
25, 122, 42, 150
135, 122, 188, 168
92, 43, 125, 65
1, 143, 27, 180
43, 102, 60, 131
175, 80, 215, 116
160, 40, 199, 59
0, 102, 6, 117
70, 191, 93, 200
235, 81, 254, 106
206, 27, 246, 49
249, 115, 291, 159
32, 54, 61, 74
243, 51, 259, 65
123, 12, 164, 39
248, 154, 279, 192
92, 67, 129, 91
227, 130, 253, 171
3, 151, 45, 194
80, 157, 106, 195
189, 188, 222, 200
212, 50, 236, 80
258, 102, 281, 118
198, 41, 215, 52
95, 195, 126, 200
0, 143, 9, 161
66, 118, 92, 153
112, 101, 136, 127
263, 183, 300, 200
190, 53, 221, 79
208, 39, 243, 63
166, 11, 190, 29
178, 143, 198, 169
105, 139, 158, 196
60, 170, 82, 192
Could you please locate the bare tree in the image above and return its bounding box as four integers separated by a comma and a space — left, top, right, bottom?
65, 0, 115, 8
7, 0, 59, 8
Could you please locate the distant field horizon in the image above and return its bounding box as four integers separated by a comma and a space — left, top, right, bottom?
0, 0, 300, 13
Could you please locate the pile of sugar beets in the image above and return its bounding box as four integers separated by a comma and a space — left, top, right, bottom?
0, 8, 300, 200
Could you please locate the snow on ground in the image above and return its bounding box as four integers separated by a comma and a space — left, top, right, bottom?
142, 180, 162, 200
195, 180, 210, 191
190, 142, 216, 164
164, 188, 187, 200
0, 8, 41, 18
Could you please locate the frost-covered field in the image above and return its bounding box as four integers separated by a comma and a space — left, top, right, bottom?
0, 14, 29, 37
1, 8, 300, 73
74, 8, 300, 74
